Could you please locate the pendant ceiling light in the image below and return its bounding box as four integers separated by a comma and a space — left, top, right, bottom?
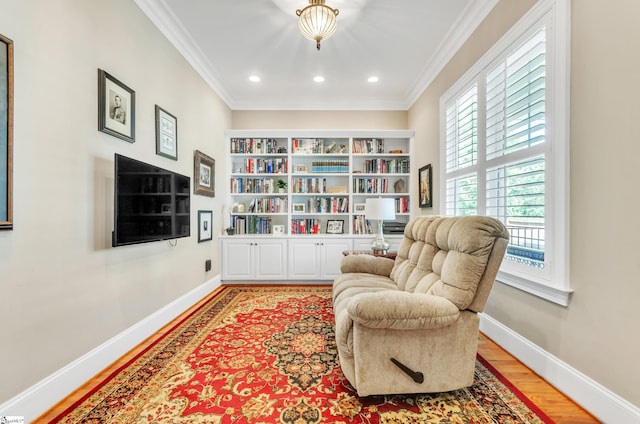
296, 0, 340, 51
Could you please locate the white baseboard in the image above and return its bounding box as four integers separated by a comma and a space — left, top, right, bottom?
0, 276, 221, 422
480, 313, 640, 424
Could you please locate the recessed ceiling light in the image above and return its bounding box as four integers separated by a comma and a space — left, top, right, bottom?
249, 75, 261, 82
313, 76, 325, 83
368, 76, 379, 83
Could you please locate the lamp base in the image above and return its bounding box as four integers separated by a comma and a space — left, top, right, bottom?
371, 219, 390, 254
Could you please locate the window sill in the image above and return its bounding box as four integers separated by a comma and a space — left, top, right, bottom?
496, 271, 573, 306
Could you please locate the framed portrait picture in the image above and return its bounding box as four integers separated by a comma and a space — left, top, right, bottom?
419, 164, 432, 208
0, 34, 13, 230
326, 219, 344, 234
292, 203, 306, 213
155, 105, 177, 160
354, 203, 366, 213
198, 210, 213, 242
98, 69, 135, 143
194, 150, 215, 197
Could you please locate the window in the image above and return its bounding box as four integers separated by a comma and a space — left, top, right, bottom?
440, 0, 571, 305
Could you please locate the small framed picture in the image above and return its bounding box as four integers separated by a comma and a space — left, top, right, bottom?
155, 105, 177, 160
198, 210, 213, 242
294, 164, 308, 174
293, 203, 306, 213
194, 150, 215, 197
354, 203, 366, 213
326, 219, 344, 234
419, 164, 432, 208
273, 224, 285, 235
98, 69, 135, 143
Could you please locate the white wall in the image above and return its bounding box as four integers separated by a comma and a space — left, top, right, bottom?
409, 0, 640, 408
0, 0, 230, 403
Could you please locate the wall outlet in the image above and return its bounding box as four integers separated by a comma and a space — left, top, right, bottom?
205, 259, 211, 272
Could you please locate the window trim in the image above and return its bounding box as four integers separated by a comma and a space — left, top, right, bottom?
439, 0, 571, 305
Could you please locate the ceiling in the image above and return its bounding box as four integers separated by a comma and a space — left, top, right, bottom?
133, 0, 497, 110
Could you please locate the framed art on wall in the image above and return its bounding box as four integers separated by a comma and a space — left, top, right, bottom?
418, 163, 432, 208
198, 210, 213, 242
155, 105, 177, 160
98, 69, 135, 143
194, 150, 215, 197
0, 34, 13, 230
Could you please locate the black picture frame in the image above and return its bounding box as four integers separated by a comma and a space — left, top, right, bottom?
98, 69, 135, 143
419, 164, 432, 208
326, 219, 344, 234
0, 34, 13, 230
198, 210, 213, 242
194, 150, 215, 197
155, 105, 177, 160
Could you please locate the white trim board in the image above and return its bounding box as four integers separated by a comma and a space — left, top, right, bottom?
0, 276, 222, 422
480, 313, 640, 423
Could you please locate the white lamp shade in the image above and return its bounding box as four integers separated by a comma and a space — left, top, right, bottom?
365, 198, 396, 221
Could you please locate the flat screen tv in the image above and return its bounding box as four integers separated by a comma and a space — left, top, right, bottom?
112, 154, 190, 247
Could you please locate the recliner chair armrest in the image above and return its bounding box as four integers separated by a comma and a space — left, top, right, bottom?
340, 254, 394, 277
347, 291, 460, 330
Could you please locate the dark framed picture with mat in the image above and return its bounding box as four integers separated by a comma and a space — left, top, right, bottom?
97, 69, 135, 143
418, 163, 432, 208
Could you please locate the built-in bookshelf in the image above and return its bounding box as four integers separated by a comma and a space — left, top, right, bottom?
225, 130, 413, 236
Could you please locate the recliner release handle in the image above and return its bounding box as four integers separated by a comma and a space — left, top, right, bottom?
390, 357, 424, 384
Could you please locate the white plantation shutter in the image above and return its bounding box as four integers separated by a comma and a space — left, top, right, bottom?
441, 1, 571, 304
485, 27, 547, 269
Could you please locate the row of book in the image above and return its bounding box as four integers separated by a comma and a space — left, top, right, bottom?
292, 138, 347, 154
352, 216, 374, 234
352, 138, 385, 154
291, 178, 327, 193
247, 197, 288, 213
230, 138, 282, 154
360, 158, 410, 174
310, 160, 349, 173
299, 197, 349, 214
239, 157, 288, 174
231, 216, 272, 234
230, 178, 274, 194
353, 178, 390, 193
291, 218, 322, 234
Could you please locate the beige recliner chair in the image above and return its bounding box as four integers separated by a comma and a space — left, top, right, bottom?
333, 216, 509, 396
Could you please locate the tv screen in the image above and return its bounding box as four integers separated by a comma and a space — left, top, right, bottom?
113, 154, 190, 247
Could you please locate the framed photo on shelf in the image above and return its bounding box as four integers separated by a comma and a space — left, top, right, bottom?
198, 210, 213, 242
98, 69, 135, 143
155, 105, 177, 160
194, 150, 215, 197
354, 203, 366, 213
326, 219, 344, 234
418, 163, 432, 208
292, 203, 306, 213
1, 34, 13, 230
272, 224, 285, 235
294, 164, 308, 174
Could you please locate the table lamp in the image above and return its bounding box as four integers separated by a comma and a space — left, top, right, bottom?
365, 197, 396, 254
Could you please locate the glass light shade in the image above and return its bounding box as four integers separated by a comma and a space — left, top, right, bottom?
296, 0, 339, 50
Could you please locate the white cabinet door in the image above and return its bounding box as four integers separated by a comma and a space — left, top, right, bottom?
221, 238, 287, 280
221, 239, 254, 280
288, 239, 321, 279
319, 238, 353, 279
288, 238, 353, 280
255, 239, 287, 279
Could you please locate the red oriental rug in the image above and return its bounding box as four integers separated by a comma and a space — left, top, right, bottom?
47, 285, 553, 423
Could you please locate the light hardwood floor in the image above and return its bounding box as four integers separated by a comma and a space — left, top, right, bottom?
37, 286, 599, 423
